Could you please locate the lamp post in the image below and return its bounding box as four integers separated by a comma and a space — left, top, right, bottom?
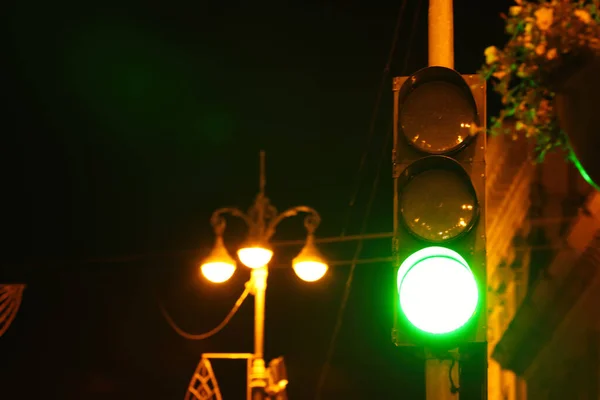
199, 151, 328, 400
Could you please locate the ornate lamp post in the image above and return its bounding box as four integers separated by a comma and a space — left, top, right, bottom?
199, 151, 328, 399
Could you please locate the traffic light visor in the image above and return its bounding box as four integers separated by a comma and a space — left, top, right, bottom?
397, 246, 478, 335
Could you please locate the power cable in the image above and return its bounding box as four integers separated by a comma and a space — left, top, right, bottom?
449, 357, 461, 394
402, 0, 423, 76
339, 0, 409, 237
3, 239, 567, 271
314, 125, 392, 399
158, 283, 251, 340
314, 0, 417, 396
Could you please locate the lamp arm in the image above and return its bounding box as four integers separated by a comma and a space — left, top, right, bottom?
210, 207, 252, 236
265, 206, 321, 241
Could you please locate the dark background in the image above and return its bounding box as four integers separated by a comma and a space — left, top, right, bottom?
3, 0, 509, 398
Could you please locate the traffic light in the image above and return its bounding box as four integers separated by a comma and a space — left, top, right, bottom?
391, 66, 486, 348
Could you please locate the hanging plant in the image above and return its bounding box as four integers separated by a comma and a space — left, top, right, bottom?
479, 0, 600, 162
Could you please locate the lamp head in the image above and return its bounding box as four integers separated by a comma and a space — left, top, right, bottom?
200, 236, 236, 283
237, 239, 273, 269
292, 234, 328, 282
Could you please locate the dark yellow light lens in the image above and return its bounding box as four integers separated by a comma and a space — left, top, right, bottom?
401, 169, 477, 242
400, 81, 476, 154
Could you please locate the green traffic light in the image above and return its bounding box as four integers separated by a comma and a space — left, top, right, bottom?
397, 246, 479, 335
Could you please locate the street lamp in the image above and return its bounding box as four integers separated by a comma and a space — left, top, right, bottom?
199, 151, 328, 399
237, 244, 274, 270
200, 236, 237, 283
292, 233, 328, 282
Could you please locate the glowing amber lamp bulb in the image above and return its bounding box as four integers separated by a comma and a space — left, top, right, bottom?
292, 235, 328, 282
237, 243, 273, 269
200, 236, 236, 283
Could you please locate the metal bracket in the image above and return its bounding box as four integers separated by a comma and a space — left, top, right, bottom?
186, 353, 254, 400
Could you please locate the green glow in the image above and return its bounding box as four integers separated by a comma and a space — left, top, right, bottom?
397, 246, 478, 335
569, 147, 600, 191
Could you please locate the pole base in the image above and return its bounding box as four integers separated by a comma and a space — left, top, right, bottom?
251, 386, 267, 400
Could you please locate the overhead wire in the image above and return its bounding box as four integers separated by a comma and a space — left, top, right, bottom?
339, 0, 409, 237
402, 0, 423, 76
158, 283, 251, 340
314, 0, 419, 397
449, 357, 461, 394
314, 124, 392, 400
4, 224, 569, 270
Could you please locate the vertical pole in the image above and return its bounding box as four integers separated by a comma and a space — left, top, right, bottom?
392, 79, 400, 241
426, 356, 459, 400
428, 0, 454, 69
247, 358, 252, 400
259, 150, 266, 196
253, 268, 267, 361
427, 0, 457, 396
391, 78, 401, 343
257, 150, 267, 238
250, 267, 268, 400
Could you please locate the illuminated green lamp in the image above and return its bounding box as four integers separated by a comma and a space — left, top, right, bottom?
397, 246, 479, 335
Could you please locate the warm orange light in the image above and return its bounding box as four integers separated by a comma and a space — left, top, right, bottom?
292, 235, 328, 282
278, 379, 289, 389
293, 261, 328, 282
237, 245, 273, 269
200, 236, 236, 283
201, 262, 236, 283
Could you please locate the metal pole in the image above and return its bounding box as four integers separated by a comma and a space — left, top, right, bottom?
427, 0, 457, 397
247, 358, 253, 400
250, 267, 268, 400
257, 151, 267, 238
259, 150, 266, 196
428, 0, 454, 68
426, 356, 459, 400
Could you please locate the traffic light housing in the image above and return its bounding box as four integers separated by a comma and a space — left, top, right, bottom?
391, 66, 486, 348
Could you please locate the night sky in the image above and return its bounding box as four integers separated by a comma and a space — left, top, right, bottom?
3, 0, 510, 398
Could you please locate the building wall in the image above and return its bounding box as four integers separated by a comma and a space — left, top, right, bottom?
488, 139, 600, 400
486, 133, 533, 400
525, 293, 600, 400
522, 226, 600, 400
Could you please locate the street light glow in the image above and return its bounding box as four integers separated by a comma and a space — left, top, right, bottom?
190, 152, 327, 397
201, 261, 236, 283
292, 235, 328, 282
200, 236, 237, 283
293, 261, 328, 282
237, 246, 274, 269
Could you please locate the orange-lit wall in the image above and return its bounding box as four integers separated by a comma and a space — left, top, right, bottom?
487, 132, 599, 399
486, 133, 532, 400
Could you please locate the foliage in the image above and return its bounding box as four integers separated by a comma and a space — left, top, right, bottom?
480, 0, 600, 161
